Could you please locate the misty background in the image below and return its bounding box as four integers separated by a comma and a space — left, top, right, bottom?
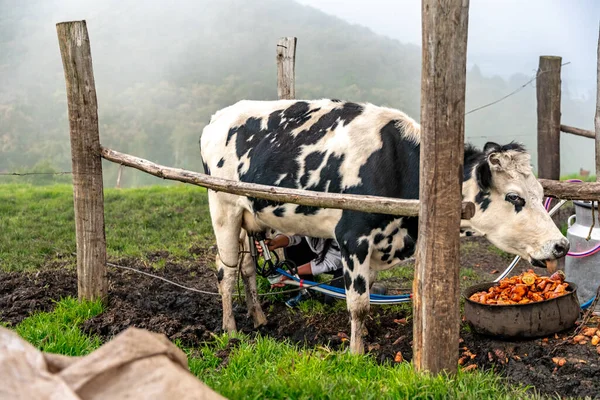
1, 0, 598, 187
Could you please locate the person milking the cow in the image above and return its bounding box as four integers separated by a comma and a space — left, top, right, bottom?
255, 234, 386, 308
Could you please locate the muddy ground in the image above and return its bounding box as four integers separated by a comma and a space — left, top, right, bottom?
2, 214, 600, 399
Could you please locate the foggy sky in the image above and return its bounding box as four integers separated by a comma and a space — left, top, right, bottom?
296, 0, 600, 99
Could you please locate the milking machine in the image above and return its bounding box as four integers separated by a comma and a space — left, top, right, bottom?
249, 232, 310, 297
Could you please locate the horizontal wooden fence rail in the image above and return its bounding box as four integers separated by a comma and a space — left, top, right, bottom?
540, 179, 600, 200
560, 124, 595, 139
101, 147, 477, 219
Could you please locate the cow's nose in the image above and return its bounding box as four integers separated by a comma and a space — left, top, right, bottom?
553, 239, 570, 258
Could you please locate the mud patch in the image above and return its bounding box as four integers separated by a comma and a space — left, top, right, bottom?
0, 267, 77, 325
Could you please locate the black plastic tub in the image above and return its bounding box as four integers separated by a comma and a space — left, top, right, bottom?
463, 281, 580, 339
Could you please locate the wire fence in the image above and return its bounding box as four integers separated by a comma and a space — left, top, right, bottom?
464, 62, 570, 116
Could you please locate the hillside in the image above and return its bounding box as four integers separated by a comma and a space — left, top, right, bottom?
0, 0, 595, 186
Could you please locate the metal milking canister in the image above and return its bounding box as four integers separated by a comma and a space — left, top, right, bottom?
564, 200, 600, 310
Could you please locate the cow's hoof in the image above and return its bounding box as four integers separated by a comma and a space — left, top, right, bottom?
252, 311, 268, 328
253, 318, 267, 329
248, 310, 267, 329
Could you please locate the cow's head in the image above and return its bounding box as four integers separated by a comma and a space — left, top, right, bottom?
463, 142, 569, 268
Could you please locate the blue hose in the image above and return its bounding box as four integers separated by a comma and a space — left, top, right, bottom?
275, 268, 412, 304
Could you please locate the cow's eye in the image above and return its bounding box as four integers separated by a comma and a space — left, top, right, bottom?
505, 193, 525, 207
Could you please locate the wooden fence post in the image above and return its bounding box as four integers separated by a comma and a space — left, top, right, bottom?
56, 20, 108, 302
275, 37, 296, 261
594, 28, 600, 182
413, 0, 470, 374
537, 56, 562, 180
276, 37, 297, 100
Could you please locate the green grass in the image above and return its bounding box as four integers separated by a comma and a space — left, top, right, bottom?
560, 173, 596, 182
15, 297, 103, 356
186, 333, 535, 400
486, 245, 512, 259
0, 183, 214, 271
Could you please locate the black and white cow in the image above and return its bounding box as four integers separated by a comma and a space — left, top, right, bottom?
200, 99, 569, 354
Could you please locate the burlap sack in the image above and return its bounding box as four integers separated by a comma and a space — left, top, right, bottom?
0, 326, 226, 400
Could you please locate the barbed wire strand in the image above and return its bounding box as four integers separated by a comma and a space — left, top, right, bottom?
0, 172, 73, 176
464, 62, 571, 116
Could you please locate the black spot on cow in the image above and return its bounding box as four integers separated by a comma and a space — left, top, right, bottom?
466, 231, 473, 236
331, 98, 342, 102
300, 151, 325, 187
217, 158, 225, 168
381, 245, 392, 254
225, 127, 237, 147
304, 153, 345, 194
393, 235, 416, 260
283, 101, 310, 120
353, 275, 367, 295
387, 227, 400, 244
381, 253, 390, 262
475, 161, 492, 191
202, 161, 211, 176
217, 268, 224, 283
344, 270, 352, 290
267, 110, 282, 130
463, 144, 485, 182
354, 239, 370, 264
341, 249, 354, 272
295, 205, 320, 215
273, 207, 286, 217
475, 191, 491, 211
374, 233, 385, 244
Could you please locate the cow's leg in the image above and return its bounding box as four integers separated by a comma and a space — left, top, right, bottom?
209, 192, 243, 333
216, 254, 238, 332
239, 230, 267, 328
341, 243, 372, 355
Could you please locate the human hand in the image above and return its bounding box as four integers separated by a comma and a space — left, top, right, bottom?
255, 238, 275, 255
270, 275, 286, 288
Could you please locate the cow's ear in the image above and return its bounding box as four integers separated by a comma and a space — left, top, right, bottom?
484, 142, 500, 153
476, 160, 492, 191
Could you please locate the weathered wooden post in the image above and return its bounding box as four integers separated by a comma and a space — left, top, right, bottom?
57, 20, 108, 302
594, 28, 600, 182
537, 56, 562, 180
413, 0, 470, 374
274, 36, 297, 263
276, 37, 297, 100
